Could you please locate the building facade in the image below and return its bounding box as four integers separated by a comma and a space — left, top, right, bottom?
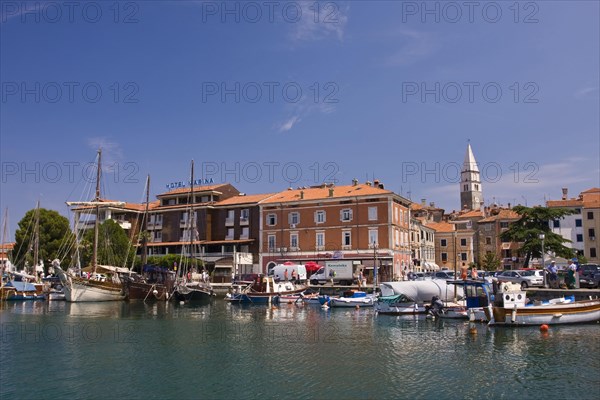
259, 181, 412, 281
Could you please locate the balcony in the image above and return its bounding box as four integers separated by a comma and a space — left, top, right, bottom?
147, 221, 163, 230
117, 221, 132, 230
225, 218, 234, 226
240, 217, 249, 225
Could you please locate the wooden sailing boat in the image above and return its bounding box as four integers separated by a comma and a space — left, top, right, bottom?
123, 175, 175, 301
172, 160, 214, 303
55, 149, 127, 302
1, 205, 47, 301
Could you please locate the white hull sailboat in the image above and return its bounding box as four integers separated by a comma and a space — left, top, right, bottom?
55, 265, 125, 302
57, 149, 129, 302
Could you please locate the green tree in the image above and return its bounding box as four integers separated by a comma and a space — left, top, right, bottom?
481, 252, 501, 271
80, 219, 136, 268
500, 206, 575, 267
13, 208, 74, 273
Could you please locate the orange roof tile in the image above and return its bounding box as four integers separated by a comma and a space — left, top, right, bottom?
581, 187, 600, 194
428, 221, 455, 233
216, 193, 276, 206
547, 199, 584, 208
455, 210, 483, 219
479, 209, 520, 223
261, 184, 392, 204
583, 199, 600, 209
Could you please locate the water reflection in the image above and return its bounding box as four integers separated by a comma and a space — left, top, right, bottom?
1, 300, 598, 400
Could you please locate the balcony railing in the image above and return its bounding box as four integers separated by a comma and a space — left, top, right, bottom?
225, 218, 234, 226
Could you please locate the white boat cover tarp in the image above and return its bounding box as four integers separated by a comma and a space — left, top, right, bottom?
379, 280, 463, 302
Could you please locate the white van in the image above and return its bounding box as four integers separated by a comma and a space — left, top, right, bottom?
268, 264, 307, 282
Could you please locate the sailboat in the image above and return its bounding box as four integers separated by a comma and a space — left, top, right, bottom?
123, 175, 175, 301
1, 205, 46, 301
172, 160, 214, 304
54, 149, 127, 302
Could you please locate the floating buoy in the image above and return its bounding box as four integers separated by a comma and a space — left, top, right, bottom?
469, 327, 477, 335
355, 305, 360, 310
152, 289, 158, 296
179, 301, 185, 305
271, 306, 278, 310
540, 324, 549, 332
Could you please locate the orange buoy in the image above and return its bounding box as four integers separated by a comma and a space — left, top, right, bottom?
469, 327, 477, 335
540, 324, 549, 332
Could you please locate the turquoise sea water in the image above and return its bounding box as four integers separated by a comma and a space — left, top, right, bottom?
1, 300, 599, 400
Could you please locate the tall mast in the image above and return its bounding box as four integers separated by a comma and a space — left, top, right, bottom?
141, 174, 150, 268
2, 208, 8, 274
93, 149, 102, 274
190, 160, 195, 270
33, 201, 40, 276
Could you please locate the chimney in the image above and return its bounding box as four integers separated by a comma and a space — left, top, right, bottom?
300, 191, 304, 199
562, 188, 568, 200
429, 202, 435, 208
328, 188, 334, 197
421, 199, 426, 206
366, 181, 372, 186
352, 178, 358, 186
374, 179, 380, 187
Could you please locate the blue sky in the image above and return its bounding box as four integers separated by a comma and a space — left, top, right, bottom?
1, 1, 599, 239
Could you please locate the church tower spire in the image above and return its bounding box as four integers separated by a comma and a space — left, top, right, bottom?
460, 142, 483, 210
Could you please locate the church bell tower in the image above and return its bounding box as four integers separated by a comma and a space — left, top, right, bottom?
460, 143, 483, 210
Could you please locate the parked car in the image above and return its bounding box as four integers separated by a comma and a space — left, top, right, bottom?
496, 270, 544, 289
433, 271, 456, 280
578, 264, 600, 288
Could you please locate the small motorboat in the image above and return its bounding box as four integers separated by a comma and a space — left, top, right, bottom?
329, 290, 375, 308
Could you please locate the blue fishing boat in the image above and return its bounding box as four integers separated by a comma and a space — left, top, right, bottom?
1, 280, 46, 301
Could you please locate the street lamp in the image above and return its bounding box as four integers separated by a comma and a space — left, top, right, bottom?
539, 233, 546, 287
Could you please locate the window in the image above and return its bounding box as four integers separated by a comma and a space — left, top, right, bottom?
463, 184, 468, 191
289, 212, 300, 225
368, 229, 378, 246
290, 233, 298, 249
588, 211, 594, 220
240, 209, 249, 220
153, 231, 162, 241
343, 231, 351, 247
368, 206, 378, 221
591, 248, 597, 258
441, 253, 448, 262
589, 228, 596, 239
227, 210, 234, 219
226, 228, 234, 239
575, 219, 582, 227
485, 237, 492, 245
441, 239, 447, 247
500, 222, 509, 229
485, 224, 491, 231
460, 238, 467, 246
241, 227, 249, 239
461, 253, 468, 261
341, 209, 353, 222
266, 214, 276, 226
553, 220, 560, 228
267, 235, 276, 251
576, 234, 583, 242
316, 232, 325, 249
315, 210, 326, 224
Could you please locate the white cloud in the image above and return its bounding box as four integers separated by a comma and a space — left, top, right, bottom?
574, 85, 599, 99
289, 2, 349, 43
87, 137, 124, 173
278, 116, 301, 132
383, 29, 440, 67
